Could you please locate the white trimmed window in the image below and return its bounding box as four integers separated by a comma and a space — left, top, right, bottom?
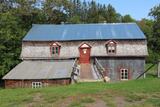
32, 82, 42, 88
108, 45, 116, 53
120, 69, 129, 80
106, 41, 116, 54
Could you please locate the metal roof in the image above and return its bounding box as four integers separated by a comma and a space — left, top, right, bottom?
3, 60, 74, 80
23, 23, 146, 41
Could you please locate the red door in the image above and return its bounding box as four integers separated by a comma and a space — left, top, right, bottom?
79, 43, 91, 64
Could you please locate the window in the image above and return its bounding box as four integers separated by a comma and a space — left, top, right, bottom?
52, 46, 59, 55
82, 49, 87, 54
50, 42, 61, 56
120, 69, 129, 80
32, 82, 42, 88
106, 41, 116, 54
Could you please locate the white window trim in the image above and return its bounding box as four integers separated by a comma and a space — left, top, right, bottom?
120, 69, 129, 81
32, 82, 42, 88
107, 42, 116, 54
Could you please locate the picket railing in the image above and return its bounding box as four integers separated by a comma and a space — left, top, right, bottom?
94, 58, 105, 80
71, 58, 80, 83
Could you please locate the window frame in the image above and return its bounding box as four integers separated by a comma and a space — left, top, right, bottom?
51, 46, 60, 55
120, 68, 129, 81
32, 82, 42, 88
50, 42, 61, 56
106, 40, 117, 54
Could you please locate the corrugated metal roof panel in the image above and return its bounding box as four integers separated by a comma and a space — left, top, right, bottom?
3, 60, 74, 79
23, 23, 146, 41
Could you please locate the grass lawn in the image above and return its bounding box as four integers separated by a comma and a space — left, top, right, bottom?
145, 63, 158, 77
0, 77, 160, 107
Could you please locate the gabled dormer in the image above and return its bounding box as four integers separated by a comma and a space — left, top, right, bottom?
105, 40, 117, 55
50, 42, 61, 57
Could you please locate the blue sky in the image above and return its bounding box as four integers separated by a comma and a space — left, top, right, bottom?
86, 0, 160, 20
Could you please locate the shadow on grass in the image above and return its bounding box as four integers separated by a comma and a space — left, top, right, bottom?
146, 73, 157, 78
0, 79, 4, 89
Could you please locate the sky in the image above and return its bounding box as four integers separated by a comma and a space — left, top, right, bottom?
86, 0, 160, 20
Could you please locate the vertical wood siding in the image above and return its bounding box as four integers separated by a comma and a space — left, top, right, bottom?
97, 57, 145, 81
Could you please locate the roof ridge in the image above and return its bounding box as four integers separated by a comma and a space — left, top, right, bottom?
32, 23, 136, 26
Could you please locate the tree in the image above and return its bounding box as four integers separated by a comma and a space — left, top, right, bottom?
149, 4, 160, 55
105, 4, 117, 23
0, 12, 25, 77
67, 0, 82, 23
81, 0, 88, 23
42, 0, 69, 24
122, 14, 135, 23
87, 0, 99, 23
137, 19, 154, 62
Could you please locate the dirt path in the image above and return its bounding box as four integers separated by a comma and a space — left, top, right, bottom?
115, 97, 125, 107
86, 99, 107, 107
57, 96, 76, 107
27, 93, 43, 107
25, 92, 127, 107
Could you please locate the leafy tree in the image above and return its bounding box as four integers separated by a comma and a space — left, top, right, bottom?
67, 15, 81, 23
149, 4, 160, 56
137, 19, 154, 62
42, 0, 69, 24
0, 12, 25, 77
122, 14, 135, 23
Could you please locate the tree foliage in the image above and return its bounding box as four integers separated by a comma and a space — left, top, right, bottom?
149, 4, 160, 54
122, 14, 135, 23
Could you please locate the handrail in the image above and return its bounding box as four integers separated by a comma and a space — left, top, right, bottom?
72, 58, 78, 68
94, 58, 105, 79
136, 63, 156, 79
71, 58, 79, 83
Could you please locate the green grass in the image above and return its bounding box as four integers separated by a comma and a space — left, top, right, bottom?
68, 97, 95, 107
0, 78, 160, 107
145, 63, 158, 77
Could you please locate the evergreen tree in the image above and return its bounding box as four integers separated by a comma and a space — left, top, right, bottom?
105, 4, 117, 23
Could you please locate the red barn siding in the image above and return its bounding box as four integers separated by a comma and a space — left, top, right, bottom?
4, 79, 71, 88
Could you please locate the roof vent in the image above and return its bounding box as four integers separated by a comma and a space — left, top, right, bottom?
61, 22, 65, 24
103, 21, 107, 24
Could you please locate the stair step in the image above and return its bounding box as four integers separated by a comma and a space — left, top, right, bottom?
80, 64, 94, 79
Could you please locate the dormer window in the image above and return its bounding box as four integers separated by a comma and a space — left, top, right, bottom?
106, 40, 116, 54
50, 42, 61, 56
52, 47, 59, 55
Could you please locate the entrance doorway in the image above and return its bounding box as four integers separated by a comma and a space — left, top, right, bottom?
79, 43, 91, 64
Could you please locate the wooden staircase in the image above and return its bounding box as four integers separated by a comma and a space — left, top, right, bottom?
80, 64, 94, 79
79, 63, 103, 82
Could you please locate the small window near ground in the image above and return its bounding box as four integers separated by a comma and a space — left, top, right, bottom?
106, 41, 116, 54
32, 82, 42, 88
120, 69, 129, 80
